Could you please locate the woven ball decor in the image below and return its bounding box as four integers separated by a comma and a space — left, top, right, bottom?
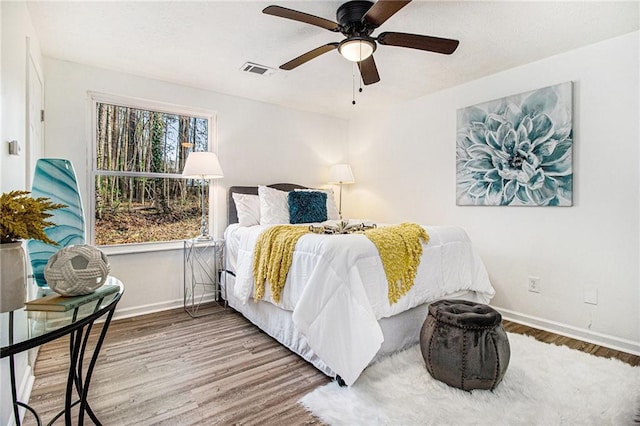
44, 245, 110, 296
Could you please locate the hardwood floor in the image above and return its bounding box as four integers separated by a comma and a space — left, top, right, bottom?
26, 305, 327, 425
504, 321, 640, 367
25, 305, 639, 425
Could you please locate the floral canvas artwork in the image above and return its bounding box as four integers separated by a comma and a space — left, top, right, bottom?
456, 82, 573, 206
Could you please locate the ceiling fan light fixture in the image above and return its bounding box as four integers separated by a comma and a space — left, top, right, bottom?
338, 38, 376, 62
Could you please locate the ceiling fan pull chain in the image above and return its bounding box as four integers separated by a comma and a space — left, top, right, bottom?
358, 42, 364, 93
352, 62, 357, 105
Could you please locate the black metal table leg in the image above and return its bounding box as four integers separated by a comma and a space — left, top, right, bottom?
78, 308, 115, 426
8, 312, 42, 426
73, 298, 106, 424
9, 353, 22, 426
9, 312, 21, 426
64, 328, 84, 426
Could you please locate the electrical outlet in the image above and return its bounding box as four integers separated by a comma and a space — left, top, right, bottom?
528, 276, 541, 293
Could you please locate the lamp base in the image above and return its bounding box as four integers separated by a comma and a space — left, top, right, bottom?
195, 178, 212, 242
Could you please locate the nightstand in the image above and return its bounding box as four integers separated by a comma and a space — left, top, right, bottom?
183, 238, 225, 318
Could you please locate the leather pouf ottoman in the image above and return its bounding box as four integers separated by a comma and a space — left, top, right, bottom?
420, 299, 510, 391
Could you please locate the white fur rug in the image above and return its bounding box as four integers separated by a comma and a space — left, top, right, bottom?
299, 333, 640, 425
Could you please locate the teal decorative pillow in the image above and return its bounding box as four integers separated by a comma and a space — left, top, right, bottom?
288, 191, 328, 224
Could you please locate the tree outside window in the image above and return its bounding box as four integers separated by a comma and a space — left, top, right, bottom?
93, 100, 213, 245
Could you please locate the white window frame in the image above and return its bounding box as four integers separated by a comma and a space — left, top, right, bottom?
88, 91, 218, 254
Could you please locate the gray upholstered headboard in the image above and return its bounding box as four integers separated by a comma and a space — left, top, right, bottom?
227, 183, 308, 225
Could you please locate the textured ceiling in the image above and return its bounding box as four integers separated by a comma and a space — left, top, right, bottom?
27, 1, 639, 119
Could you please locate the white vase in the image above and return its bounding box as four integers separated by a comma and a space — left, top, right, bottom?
0, 242, 27, 312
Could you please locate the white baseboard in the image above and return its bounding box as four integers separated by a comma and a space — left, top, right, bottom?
495, 306, 640, 356
112, 299, 184, 321
112, 295, 219, 321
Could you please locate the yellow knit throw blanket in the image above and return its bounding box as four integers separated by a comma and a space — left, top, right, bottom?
252, 225, 310, 303
252, 222, 429, 305
364, 223, 430, 305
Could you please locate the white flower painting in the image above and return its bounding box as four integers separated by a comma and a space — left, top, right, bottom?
456, 82, 573, 206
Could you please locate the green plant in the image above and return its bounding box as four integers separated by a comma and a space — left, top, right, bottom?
0, 190, 66, 244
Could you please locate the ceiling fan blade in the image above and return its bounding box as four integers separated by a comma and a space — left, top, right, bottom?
280, 43, 339, 70
263, 5, 340, 32
362, 0, 411, 28
377, 32, 459, 54
358, 56, 380, 85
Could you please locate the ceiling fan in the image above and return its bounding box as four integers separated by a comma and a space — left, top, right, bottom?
263, 0, 460, 86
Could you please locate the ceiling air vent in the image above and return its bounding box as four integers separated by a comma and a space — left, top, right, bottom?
241, 62, 276, 76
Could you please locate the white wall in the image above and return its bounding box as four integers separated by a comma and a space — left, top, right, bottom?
43, 58, 348, 316
347, 32, 640, 351
0, 3, 43, 424
1, 2, 41, 192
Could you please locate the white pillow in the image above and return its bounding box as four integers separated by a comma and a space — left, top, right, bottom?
295, 188, 340, 220
232, 193, 260, 227
258, 185, 290, 225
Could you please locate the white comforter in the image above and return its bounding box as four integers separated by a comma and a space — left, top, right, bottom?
229, 223, 494, 385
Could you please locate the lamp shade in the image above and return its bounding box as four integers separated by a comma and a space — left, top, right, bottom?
182, 152, 224, 179
328, 164, 355, 184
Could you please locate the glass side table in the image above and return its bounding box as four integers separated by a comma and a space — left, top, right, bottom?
183, 238, 225, 318
1, 276, 124, 426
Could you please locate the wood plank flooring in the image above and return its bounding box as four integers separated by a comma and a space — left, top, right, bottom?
25, 304, 639, 425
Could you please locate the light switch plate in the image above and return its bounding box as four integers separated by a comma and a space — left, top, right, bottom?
8, 140, 21, 156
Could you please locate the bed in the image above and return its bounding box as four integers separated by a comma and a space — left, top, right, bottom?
222, 183, 495, 385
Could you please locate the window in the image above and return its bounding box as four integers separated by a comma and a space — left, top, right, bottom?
91, 94, 215, 246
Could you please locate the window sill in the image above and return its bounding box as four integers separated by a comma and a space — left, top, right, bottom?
99, 240, 184, 256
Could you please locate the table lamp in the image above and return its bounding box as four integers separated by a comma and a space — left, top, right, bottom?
182, 152, 224, 240
328, 164, 355, 219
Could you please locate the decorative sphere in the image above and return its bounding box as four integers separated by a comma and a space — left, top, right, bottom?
44, 245, 110, 296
